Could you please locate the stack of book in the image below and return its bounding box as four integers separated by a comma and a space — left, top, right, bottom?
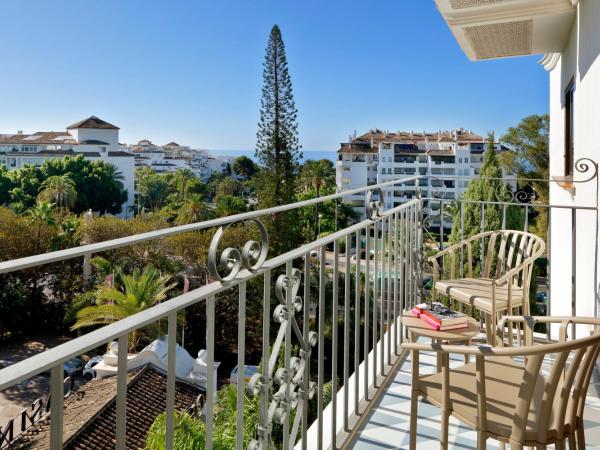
411, 303, 468, 331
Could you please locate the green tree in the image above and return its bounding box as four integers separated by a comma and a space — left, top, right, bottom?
173, 168, 195, 200
27, 201, 56, 254
215, 177, 243, 198
37, 174, 77, 209
232, 156, 257, 181
137, 170, 174, 212
176, 193, 214, 225
0, 166, 12, 205
450, 133, 523, 256
216, 195, 246, 217
300, 159, 335, 197
41, 156, 127, 214
255, 25, 302, 254
71, 265, 176, 350
500, 114, 549, 239
5, 156, 127, 214
300, 159, 337, 238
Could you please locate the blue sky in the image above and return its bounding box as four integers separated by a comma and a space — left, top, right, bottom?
0, 1, 548, 151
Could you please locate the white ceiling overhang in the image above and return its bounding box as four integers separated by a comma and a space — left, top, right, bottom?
434, 0, 577, 60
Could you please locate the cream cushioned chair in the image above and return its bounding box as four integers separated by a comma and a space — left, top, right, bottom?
429, 230, 545, 343
402, 316, 600, 450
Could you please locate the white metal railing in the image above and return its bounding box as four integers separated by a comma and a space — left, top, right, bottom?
0, 177, 423, 450
4, 160, 598, 449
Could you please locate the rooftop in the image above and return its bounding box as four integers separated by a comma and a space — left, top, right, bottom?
13, 365, 202, 450
337, 129, 486, 153
66, 116, 119, 131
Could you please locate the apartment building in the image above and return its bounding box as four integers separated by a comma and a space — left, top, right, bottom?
336, 128, 510, 221
0, 116, 135, 217
129, 139, 232, 181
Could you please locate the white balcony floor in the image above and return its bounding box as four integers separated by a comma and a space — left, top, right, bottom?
349, 340, 600, 450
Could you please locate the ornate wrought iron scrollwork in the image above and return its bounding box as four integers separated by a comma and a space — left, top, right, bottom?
366, 187, 384, 219
208, 219, 268, 282
494, 184, 538, 204
575, 157, 599, 183
247, 269, 317, 450
428, 176, 447, 200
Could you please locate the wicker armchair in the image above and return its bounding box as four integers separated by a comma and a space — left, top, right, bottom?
402, 316, 600, 450
428, 230, 545, 343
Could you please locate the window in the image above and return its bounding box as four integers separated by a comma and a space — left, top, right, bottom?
101, 146, 107, 153
383, 143, 391, 149
565, 79, 575, 176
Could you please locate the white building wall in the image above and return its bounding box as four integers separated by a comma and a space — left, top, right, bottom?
68, 128, 119, 149
547, 0, 600, 335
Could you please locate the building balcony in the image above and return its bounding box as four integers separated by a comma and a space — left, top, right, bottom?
0, 170, 599, 449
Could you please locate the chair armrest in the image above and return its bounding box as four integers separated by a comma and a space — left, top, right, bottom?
401, 341, 495, 357
427, 241, 465, 263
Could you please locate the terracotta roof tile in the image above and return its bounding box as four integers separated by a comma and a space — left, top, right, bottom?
13, 365, 203, 450
337, 129, 486, 153
66, 116, 119, 130
0, 132, 77, 145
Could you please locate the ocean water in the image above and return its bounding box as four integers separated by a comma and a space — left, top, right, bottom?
209, 149, 337, 163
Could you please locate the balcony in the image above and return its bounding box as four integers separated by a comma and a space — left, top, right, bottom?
0, 169, 599, 450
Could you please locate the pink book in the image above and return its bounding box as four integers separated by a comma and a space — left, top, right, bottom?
439, 323, 469, 331
411, 307, 421, 317
420, 313, 441, 330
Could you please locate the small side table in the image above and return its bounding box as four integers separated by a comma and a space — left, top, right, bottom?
401, 311, 480, 370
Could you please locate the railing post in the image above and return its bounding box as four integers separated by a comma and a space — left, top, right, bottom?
116, 334, 128, 450
205, 297, 215, 449
317, 247, 325, 450
343, 234, 351, 431
166, 312, 177, 450
83, 252, 92, 286
302, 256, 310, 450
49, 365, 64, 450
236, 282, 246, 450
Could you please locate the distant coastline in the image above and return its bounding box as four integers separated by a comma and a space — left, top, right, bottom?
209, 149, 337, 163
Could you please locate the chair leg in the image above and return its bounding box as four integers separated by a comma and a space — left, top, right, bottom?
576, 426, 586, 450
568, 433, 576, 449
484, 313, 492, 343
535, 444, 547, 450
440, 408, 449, 449
409, 389, 418, 450
498, 442, 505, 450
476, 431, 486, 449
556, 438, 565, 450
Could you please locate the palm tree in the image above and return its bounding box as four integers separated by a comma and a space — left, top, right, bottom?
71, 265, 176, 350
216, 195, 246, 217
106, 163, 125, 187
176, 193, 214, 225
173, 168, 195, 200
301, 159, 335, 197
27, 201, 56, 315
28, 201, 55, 252
300, 160, 335, 238
37, 175, 77, 209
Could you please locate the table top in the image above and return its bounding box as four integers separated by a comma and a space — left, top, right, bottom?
401, 311, 480, 341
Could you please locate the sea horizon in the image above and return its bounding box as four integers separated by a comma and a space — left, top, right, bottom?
209, 149, 337, 163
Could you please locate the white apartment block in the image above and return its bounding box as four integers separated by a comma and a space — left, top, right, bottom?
0, 116, 135, 217
129, 139, 232, 181
336, 128, 511, 221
